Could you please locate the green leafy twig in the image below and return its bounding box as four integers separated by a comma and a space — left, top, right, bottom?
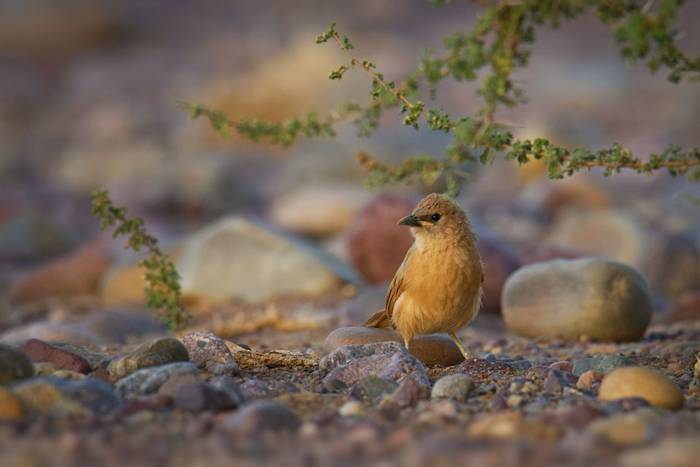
91, 190, 191, 331
182, 1, 700, 194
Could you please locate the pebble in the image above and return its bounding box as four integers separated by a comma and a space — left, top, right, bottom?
378, 372, 431, 410
209, 376, 246, 407
502, 258, 653, 341
12, 377, 88, 417
12, 376, 120, 417
115, 362, 200, 398
431, 374, 474, 402
619, 437, 700, 467
0, 343, 34, 385
576, 370, 604, 390
588, 409, 659, 445
239, 378, 276, 400
467, 410, 560, 441
107, 337, 190, 380
348, 376, 398, 404
180, 330, 239, 376
173, 382, 237, 412
177, 216, 357, 303
325, 327, 464, 366
0, 387, 24, 421
222, 400, 301, 435
339, 400, 367, 417
598, 367, 684, 410
321, 343, 429, 392
20, 339, 91, 374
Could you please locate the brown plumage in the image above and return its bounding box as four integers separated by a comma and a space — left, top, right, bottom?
364, 193, 483, 359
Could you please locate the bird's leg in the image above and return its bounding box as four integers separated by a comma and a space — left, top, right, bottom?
449, 332, 471, 360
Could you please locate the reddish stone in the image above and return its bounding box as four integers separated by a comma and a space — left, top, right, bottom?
20, 338, 91, 374
8, 241, 111, 305
346, 192, 420, 284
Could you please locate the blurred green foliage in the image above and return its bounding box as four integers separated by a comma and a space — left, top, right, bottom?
91, 190, 191, 331
183, 0, 699, 195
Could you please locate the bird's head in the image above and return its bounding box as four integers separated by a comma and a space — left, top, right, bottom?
398, 193, 471, 242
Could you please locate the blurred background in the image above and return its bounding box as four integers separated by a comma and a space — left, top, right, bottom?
1, 0, 699, 328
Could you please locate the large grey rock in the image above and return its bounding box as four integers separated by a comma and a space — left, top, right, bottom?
177, 216, 357, 303
502, 258, 653, 342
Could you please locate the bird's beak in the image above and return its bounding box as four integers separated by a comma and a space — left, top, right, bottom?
398, 214, 421, 227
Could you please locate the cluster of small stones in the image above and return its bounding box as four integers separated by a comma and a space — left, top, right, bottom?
0, 317, 699, 466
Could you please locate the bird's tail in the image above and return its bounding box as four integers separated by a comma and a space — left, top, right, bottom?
364, 309, 392, 328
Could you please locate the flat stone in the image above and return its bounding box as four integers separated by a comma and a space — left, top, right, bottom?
502, 258, 653, 342
20, 339, 91, 374
0, 344, 34, 385
325, 327, 464, 366
107, 337, 190, 380
598, 367, 684, 410
176, 216, 357, 303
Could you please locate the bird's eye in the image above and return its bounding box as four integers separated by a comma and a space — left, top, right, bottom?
431, 213, 441, 222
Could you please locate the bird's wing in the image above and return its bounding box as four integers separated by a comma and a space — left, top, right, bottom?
364, 245, 413, 329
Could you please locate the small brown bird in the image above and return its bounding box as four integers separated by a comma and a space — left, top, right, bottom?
364, 193, 483, 359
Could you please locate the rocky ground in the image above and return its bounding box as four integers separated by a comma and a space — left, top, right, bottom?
2, 1, 700, 466
1, 304, 700, 467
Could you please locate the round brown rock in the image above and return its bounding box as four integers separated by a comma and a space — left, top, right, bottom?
598, 367, 684, 410
325, 326, 464, 366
